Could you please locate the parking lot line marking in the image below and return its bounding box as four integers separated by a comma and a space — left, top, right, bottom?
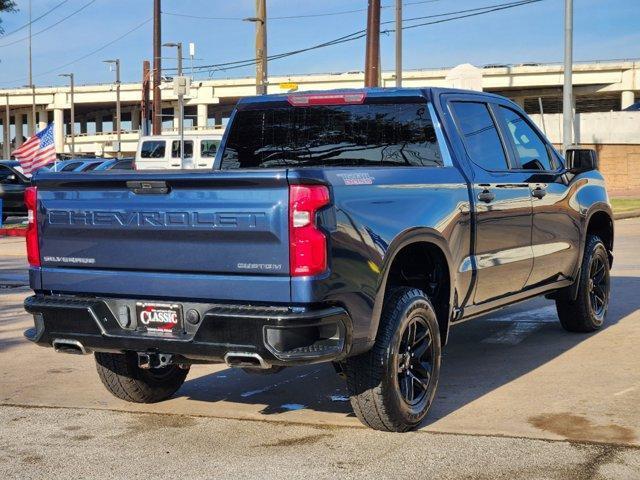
614, 386, 638, 397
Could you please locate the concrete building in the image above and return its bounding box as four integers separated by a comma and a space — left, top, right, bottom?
1, 59, 638, 191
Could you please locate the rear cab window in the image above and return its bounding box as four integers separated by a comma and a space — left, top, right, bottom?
221, 101, 444, 169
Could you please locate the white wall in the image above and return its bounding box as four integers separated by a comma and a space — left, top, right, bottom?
530, 111, 640, 145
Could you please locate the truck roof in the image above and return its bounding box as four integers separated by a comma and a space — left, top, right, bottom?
237, 87, 509, 107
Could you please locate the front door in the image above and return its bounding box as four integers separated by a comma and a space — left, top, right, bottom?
449, 100, 534, 304
494, 104, 581, 287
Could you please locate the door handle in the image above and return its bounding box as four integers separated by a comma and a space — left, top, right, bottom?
477, 189, 495, 203
531, 186, 547, 199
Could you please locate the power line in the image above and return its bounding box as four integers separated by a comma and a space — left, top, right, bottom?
174, 0, 544, 75
0, 0, 96, 48
0, 0, 70, 39
0, 17, 151, 85
162, 0, 447, 22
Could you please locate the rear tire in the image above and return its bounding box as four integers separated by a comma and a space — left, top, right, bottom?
345, 288, 441, 432
94, 352, 189, 403
555, 235, 610, 332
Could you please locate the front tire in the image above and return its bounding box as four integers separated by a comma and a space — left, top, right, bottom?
95, 352, 189, 403
556, 235, 610, 332
345, 288, 441, 432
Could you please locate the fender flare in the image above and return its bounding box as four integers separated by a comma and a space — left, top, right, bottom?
569, 203, 614, 300
364, 227, 456, 348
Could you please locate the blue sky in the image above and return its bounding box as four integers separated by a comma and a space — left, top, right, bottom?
0, 0, 637, 88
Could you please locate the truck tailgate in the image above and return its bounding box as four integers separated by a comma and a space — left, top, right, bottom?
34, 171, 290, 300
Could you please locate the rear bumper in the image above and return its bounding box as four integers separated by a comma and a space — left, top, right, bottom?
23, 295, 352, 366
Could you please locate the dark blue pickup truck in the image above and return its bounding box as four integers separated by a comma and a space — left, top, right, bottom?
23, 88, 613, 431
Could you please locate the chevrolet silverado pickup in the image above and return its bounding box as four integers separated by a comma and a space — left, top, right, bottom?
23, 88, 613, 432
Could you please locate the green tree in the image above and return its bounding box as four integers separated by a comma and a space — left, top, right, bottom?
0, 0, 17, 34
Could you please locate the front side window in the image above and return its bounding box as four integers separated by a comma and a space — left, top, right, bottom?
140, 141, 166, 159
498, 106, 553, 171
221, 102, 444, 169
451, 101, 508, 171
112, 159, 133, 170
83, 162, 101, 171
171, 140, 193, 158
201, 140, 219, 158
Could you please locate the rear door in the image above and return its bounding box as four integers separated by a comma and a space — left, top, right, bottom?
448, 98, 534, 304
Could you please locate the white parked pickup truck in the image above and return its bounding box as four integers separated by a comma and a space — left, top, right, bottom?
134, 134, 223, 170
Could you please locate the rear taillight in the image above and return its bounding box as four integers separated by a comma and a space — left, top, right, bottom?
24, 186, 40, 267
289, 185, 330, 276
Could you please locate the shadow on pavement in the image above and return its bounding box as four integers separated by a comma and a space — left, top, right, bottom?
178, 276, 640, 422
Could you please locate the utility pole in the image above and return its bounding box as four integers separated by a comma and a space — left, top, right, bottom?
562, 0, 573, 153
364, 0, 381, 87
164, 42, 184, 162
28, 0, 36, 135
58, 73, 75, 156
152, 0, 162, 135
395, 0, 402, 88
104, 59, 122, 158
244, 0, 268, 95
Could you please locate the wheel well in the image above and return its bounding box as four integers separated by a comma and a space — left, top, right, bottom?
386, 242, 451, 344
587, 211, 614, 262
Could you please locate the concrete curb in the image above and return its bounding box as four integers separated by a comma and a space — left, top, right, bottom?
0, 227, 26, 237
614, 209, 640, 220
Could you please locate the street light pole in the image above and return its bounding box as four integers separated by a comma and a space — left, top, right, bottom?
152, 0, 162, 135
163, 42, 184, 162
395, 0, 402, 88
28, 0, 36, 135
58, 73, 75, 157
3, 94, 10, 159
104, 59, 122, 158
562, 0, 573, 153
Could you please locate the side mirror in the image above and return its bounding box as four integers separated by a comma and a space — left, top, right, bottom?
565, 148, 598, 174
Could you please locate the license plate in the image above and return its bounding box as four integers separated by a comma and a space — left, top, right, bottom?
135, 302, 183, 334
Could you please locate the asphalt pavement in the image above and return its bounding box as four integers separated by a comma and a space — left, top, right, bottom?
1, 219, 639, 479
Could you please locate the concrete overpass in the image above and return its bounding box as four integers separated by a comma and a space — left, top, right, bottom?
1, 59, 638, 158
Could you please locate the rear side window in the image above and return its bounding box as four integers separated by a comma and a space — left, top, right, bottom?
451, 102, 508, 171
140, 141, 166, 159
201, 140, 219, 158
498, 106, 554, 171
221, 103, 444, 169
61, 162, 82, 171
171, 140, 193, 158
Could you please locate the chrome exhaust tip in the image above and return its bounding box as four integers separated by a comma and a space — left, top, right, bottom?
224, 352, 270, 369
52, 339, 90, 355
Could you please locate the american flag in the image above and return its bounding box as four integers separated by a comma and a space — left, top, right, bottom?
12, 123, 57, 175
